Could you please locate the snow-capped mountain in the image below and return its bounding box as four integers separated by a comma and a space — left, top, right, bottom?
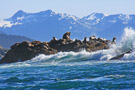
0, 10, 92, 41
0, 10, 135, 41
82, 13, 105, 25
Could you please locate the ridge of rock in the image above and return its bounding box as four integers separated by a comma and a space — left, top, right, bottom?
0, 32, 114, 64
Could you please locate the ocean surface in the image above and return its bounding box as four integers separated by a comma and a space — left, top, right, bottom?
0, 28, 135, 90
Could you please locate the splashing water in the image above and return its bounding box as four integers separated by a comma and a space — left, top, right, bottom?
27, 28, 135, 64
98, 28, 135, 60
1, 28, 135, 90
0, 28, 135, 67
4, 27, 135, 66
0, 27, 133, 67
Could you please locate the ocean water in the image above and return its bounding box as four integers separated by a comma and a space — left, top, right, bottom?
0, 28, 135, 90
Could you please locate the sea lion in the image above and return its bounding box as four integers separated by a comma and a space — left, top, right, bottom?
63, 32, 71, 41
112, 37, 116, 44
89, 36, 96, 41
83, 37, 87, 43
52, 37, 57, 41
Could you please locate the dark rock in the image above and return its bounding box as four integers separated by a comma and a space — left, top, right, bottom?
110, 50, 131, 60
0, 41, 57, 64
0, 32, 114, 64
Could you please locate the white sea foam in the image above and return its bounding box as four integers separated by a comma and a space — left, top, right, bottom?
0, 19, 12, 28
61, 77, 112, 82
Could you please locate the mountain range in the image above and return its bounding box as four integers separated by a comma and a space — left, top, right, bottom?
0, 10, 135, 42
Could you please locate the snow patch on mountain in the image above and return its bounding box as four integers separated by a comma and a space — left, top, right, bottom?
17, 16, 24, 21
118, 14, 131, 24
82, 13, 106, 25
0, 19, 12, 28
0, 18, 23, 28
86, 13, 96, 20
58, 13, 78, 22
109, 20, 116, 23
83, 13, 105, 20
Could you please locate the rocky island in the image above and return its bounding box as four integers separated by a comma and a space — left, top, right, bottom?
0, 32, 115, 64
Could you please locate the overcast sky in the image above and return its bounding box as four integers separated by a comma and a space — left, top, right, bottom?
0, 0, 135, 19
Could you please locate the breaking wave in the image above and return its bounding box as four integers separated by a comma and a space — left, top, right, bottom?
30, 27, 135, 62
1, 27, 135, 68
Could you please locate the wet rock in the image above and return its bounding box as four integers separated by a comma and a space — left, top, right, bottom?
0, 41, 57, 64
110, 50, 131, 60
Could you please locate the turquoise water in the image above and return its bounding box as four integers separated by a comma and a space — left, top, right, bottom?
0, 59, 135, 90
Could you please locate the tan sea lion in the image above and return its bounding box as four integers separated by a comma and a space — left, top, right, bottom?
63, 32, 71, 41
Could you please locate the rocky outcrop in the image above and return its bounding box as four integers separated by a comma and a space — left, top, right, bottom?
0, 32, 113, 64
0, 41, 57, 63
110, 50, 131, 60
